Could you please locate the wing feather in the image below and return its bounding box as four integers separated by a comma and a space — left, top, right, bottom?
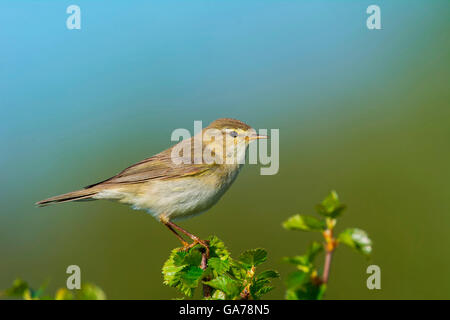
85, 138, 212, 188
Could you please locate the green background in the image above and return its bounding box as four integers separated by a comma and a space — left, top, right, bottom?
1, 0, 449, 299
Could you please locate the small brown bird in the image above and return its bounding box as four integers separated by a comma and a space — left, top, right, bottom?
36, 118, 267, 256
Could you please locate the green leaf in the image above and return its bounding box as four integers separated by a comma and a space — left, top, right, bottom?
286, 282, 327, 300
184, 249, 203, 266
204, 276, 241, 298
77, 283, 106, 300
282, 256, 306, 265
181, 266, 204, 287
282, 256, 311, 272
285, 288, 299, 300
228, 260, 248, 281
239, 249, 267, 267
162, 247, 205, 297
178, 283, 196, 297
55, 288, 74, 300
306, 241, 324, 261
3, 278, 50, 300
338, 228, 372, 256
284, 270, 308, 290
208, 236, 231, 260
172, 250, 188, 265
282, 241, 323, 272
255, 285, 274, 296
208, 257, 230, 275
282, 243, 323, 272
250, 272, 278, 300
250, 284, 274, 299
3, 278, 29, 298
2, 279, 106, 300
256, 270, 279, 281
282, 214, 326, 232
162, 256, 185, 286
316, 190, 346, 218
211, 289, 226, 300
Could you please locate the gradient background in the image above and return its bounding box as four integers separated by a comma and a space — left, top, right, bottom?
1, 0, 449, 299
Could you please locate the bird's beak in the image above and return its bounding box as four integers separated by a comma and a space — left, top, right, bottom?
248, 133, 268, 141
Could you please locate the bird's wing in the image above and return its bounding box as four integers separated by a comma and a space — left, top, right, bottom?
85, 140, 212, 188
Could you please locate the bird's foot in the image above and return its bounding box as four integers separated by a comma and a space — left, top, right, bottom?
178, 240, 190, 249
180, 238, 210, 258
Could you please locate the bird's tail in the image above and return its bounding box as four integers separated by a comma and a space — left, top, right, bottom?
35, 188, 99, 207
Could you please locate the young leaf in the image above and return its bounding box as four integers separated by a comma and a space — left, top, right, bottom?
208, 236, 231, 260
256, 270, 280, 281
338, 228, 372, 256
250, 276, 275, 300
208, 257, 230, 275
282, 214, 326, 232
3, 278, 29, 298
282, 241, 324, 274
77, 283, 107, 300
315, 190, 346, 218
251, 285, 274, 299
162, 247, 205, 297
162, 250, 186, 287
239, 249, 267, 267
282, 255, 311, 271
286, 281, 327, 300
306, 241, 324, 261
55, 288, 74, 300
180, 266, 204, 287
183, 249, 203, 266
284, 270, 309, 291
228, 259, 248, 281
204, 276, 241, 298
211, 289, 226, 300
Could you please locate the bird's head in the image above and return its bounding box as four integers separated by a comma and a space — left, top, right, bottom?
201, 118, 267, 165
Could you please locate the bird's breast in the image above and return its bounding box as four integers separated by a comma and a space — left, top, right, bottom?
126, 165, 241, 221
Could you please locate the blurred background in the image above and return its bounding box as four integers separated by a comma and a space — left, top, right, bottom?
1, 0, 449, 299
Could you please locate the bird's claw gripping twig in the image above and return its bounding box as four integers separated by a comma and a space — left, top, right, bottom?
180, 238, 210, 258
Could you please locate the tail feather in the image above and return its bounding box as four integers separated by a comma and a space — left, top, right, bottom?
36, 188, 98, 207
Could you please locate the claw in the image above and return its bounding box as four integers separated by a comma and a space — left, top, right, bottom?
177, 239, 210, 258
163, 220, 210, 258
178, 241, 190, 251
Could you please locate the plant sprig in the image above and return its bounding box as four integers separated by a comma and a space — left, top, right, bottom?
162, 236, 279, 300
282, 190, 372, 300
1, 278, 106, 300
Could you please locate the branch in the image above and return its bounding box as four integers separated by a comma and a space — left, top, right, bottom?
321, 225, 337, 284
200, 248, 211, 298
322, 249, 333, 284
240, 287, 250, 300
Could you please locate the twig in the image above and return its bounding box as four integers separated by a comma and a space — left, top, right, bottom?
322, 249, 333, 284
321, 226, 336, 284
240, 286, 250, 300
200, 249, 211, 298
239, 265, 255, 300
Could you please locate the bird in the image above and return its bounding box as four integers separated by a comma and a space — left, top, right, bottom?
36, 118, 267, 257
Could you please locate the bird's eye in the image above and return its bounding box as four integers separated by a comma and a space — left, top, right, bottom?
229, 131, 238, 138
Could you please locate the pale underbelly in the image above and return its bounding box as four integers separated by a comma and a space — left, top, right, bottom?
95, 174, 237, 221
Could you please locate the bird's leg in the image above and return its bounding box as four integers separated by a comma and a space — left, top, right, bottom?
165, 220, 210, 258
163, 218, 211, 296
161, 218, 190, 248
